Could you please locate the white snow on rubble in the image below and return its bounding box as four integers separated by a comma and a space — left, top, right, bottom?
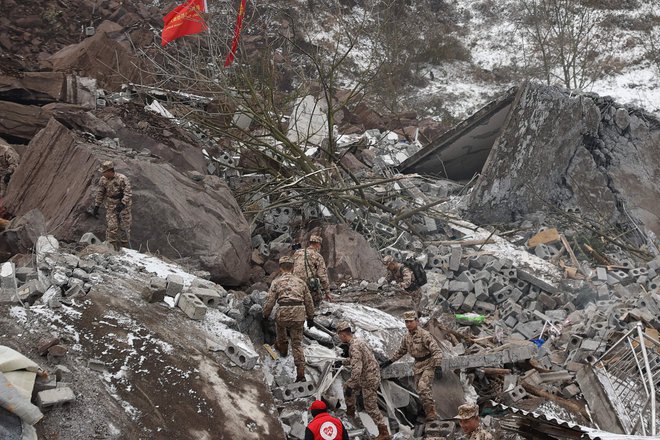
118, 249, 197, 287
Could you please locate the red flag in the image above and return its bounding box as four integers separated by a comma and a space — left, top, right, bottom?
162, 0, 208, 47
224, 0, 247, 67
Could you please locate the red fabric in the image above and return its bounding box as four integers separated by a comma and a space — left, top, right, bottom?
161, 0, 208, 46
224, 0, 247, 67
309, 400, 327, 411
307, 412, 344, 440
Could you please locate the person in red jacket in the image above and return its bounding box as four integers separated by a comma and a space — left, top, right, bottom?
305, 400, 349, 440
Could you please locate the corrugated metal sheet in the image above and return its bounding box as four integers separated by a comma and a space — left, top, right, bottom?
492, 402, 660, 439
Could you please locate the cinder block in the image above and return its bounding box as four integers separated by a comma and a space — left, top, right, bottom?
491, 286, 512, 304
516, 269, 558, 294
178, 293, 207, 320
473, 301, 495, 315
15, 267, 38, 283
449, 245, 462, 272
474, 280, 489, 301
54, 365, 73, 382
165, 274, 184, 297
190, 287, 223, 307
461, 293, 477, 312
537, 292, 557, 310
79, 232, 102, 245
36, 387, 75, 409
449, 280, 471, 293
273, 381, 316, 401
596, 267, 608, 281
501, 384, 527, 404
213, 333, 259, 370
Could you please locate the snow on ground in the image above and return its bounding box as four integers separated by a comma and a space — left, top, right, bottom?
118, 249, 197, 287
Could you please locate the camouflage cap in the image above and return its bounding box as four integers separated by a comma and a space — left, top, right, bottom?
99, 160, 114, 172
383, 255, 395, 264
336, 321, 352, 333
403, 311, 418, 321
455, 403, 479, 420
309, 235, 323, 244
279, 255, 294, 264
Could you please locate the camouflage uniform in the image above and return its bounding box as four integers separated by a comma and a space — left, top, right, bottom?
263, 272, 314, 368
390, 324, 442, 411
0, 143, 19, 196
343, 337, 385, 426
469, 425, 494, 440
385, 261, 421, 306
95, 168, 132, 251
293, 241, 330, 306
456, 403, 494, 440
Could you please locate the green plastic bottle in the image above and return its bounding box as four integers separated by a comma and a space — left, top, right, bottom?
455, 313, 485, 325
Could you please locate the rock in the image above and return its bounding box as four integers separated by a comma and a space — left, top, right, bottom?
319, 224, 386, 282
46, 31, 142, 91
0, 101, 50, 142
4, 119, 251, 285
0, 72, 96, 107
464, 84, 660, 238
0, 209, 46, 260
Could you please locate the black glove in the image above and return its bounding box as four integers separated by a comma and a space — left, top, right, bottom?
339, 343, 350, 358
379, 359, 393, 369
306, 318, 315, 329
434, 366, 443, 380
92, 205, 100, 216
3, 173, 10, 183
333, 360, 343, 369
115, 202, 126, 213
344, 386, 353, 398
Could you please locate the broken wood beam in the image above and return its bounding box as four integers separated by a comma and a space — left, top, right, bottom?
521, 382, 589, 419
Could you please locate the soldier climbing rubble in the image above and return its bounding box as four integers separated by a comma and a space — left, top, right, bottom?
263, 255, 315, 382
383, 255, 424, 306
380, 311, 443, 422
455, 403, 495, 440
0, 142, 19, 197
335, 320, 392, 440
90, 160, 132, 251
293, 234, 331, 306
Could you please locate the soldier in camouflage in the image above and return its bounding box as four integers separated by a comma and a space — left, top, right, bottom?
383, 256, 421, 306
336, 321, 391, 440
92, 161, 132, 251
263, 256, 315, 382
293, 234, 330, 306
380, 311, 443, 421
0, 143, 19, 196
455, 403, 495, 440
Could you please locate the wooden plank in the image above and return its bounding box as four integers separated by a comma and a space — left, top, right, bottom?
527, 228, 560, 248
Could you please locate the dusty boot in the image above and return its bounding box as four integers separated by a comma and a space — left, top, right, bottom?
424, 404, 438, 422
295, 364, 305, 382
374, 423, 391, 440
275, 341, 288, 357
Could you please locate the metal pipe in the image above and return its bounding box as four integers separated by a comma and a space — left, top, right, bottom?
636, 323, 656, 435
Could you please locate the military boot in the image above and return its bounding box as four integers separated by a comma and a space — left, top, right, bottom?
295, 364, 305, 382
374, 424, 391, 440
275, 341, 288, 357
424, 404, 438, 422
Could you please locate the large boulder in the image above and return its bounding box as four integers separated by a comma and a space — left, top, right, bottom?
46, 31, 143, 91
0, 209, 47, 260
318, 224, 386, 282
0, 101, 50, 142
4, 118, 251, 285
468, 83, 660, 238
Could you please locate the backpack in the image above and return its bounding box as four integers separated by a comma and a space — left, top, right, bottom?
403, 258, 427, 290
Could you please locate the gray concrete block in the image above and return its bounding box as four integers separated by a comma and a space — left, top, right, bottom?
273, 381, 316, 401
190, 287, 223, 307
516, 269, 558, 294
474, 301, 495, 315
491, 286, 512, 304
178, 292, 207, 320
15, 267, 37, 283
212, 333, 259, 370
515, 320, 543, 339
474, 280, 489, 301
461, 292, 477, 312
0, 262, 17, 301
79, 232, 102, 245
449, 280, 472, 293
449, 245, 462, 272
36, 387, 75, 409
17, 279, 47, 303
501, 384, 527, 404
537, 292, 557, 310
165, 274, 184, 297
